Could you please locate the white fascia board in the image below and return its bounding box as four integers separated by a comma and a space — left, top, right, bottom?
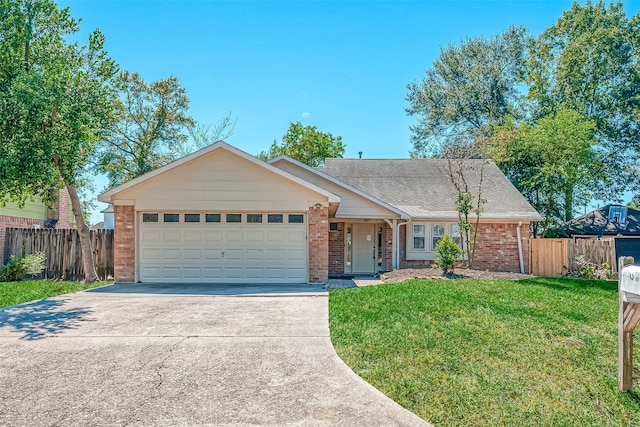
268, 155, 410, 219
98, 141, 340, 204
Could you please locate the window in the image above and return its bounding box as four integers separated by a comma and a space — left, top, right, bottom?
450, 224, 463, 248
247, 214, 262, 223
226, 213, 242, 223
268, 214, 283, 223
329, 223, 339, 231
205, 213, 221, 223
142, 213, 158, 223
288, 214, 304, 224
431, 224, 446, 250
413, 224, 425, 250
184, 213, 200, 223
164, 213, 179, 223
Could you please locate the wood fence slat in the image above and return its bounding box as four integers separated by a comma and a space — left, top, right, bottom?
530, 237, 617, 277
3, 228, 114, 281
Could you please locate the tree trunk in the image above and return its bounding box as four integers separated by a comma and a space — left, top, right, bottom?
64, 182, 98, 283
564, 187, 574, 222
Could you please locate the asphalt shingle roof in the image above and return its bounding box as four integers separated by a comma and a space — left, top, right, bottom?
320, 158, 541, 220
554, 205, 640, 237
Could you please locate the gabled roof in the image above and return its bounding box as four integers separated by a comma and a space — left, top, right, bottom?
268, 155, 410, 219
554, 205, 640, 237
98, 141, 340, 204
320, 158, 542, 221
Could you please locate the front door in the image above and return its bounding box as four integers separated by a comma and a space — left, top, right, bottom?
352, 223, 376, 274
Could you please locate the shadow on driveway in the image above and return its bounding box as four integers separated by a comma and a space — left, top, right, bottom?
88, 282, 329, 296
0, 299, 92, 340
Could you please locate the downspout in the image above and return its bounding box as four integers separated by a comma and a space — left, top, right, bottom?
516, 221, 525, 274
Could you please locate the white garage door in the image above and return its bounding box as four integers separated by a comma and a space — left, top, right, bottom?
138, 212, 307, 283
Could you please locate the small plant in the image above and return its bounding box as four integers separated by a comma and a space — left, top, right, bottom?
572, 255, 616, 280
433, 233, 463, 274
0, 252, 46, 282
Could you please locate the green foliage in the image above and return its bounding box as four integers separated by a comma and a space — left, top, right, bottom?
433, 233, 463, 274
628, 195, 640, 210
258, 121, 345, 167
0, 279, 109, 308
330, 277, 638, 426
0, 252, 46, 282
571, 255, 616, 281
494, 109, 600, 235
96, 71, 195, 188
406, 26, 528, 157
525, 0, 640, 200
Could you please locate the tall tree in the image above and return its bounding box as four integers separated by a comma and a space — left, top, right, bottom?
525, 0, 640, 200
258, 121, 345, 167
96, 71, 194, 188
495, 110, 601, 236
0, 0, 118, 281
406, 26, 528, 157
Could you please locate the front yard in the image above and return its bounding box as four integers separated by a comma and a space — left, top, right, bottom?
329, 277, 640, 426
0, 280, 110, 308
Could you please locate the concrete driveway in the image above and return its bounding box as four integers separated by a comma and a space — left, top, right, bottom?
0, 283, 430, 426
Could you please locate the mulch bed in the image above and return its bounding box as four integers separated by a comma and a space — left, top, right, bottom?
380, 268, 535, 283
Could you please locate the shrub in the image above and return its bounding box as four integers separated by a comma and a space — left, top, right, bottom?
434, 233, 463, 274
572, 255, 616, 280
0, 252, 46, 282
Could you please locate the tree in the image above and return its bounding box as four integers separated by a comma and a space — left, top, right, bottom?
443, 142, 487, 268
96, 71, 195, 188
406, 26, 528, 157
628, 195, 640, 210
495, 110, 601, 236
258, 122, 345, 167
0, 0, 118, 282
525, 0, 640, 200
176, 113, 237, 157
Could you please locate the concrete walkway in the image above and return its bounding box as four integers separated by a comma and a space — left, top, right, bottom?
0, 284, 430, 426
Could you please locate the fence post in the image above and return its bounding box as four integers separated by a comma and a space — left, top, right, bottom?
619, 256, 637, 391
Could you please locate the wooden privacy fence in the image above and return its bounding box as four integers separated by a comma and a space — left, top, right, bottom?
529, 238, 616, 277
3, 228, 114, 281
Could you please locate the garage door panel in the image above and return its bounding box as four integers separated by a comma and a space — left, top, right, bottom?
139, 214, 307, 283
288, 249, 305, 261
184, 231, 202, 242
163, 231, 181, 242
246, 249, 263, 260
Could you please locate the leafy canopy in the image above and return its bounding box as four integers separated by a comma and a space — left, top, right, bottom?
258, 121, 345, 167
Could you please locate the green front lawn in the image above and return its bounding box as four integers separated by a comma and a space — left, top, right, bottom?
329, 278, 640, 426
0, 280, 110, 308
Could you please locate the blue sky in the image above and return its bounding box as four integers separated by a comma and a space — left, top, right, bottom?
57, 0, 639, 224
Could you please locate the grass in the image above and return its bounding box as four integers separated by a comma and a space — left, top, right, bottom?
0, 280, 111, 308
329, 278, 640, 427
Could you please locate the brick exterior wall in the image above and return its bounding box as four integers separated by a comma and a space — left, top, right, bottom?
0, 216, 44, 263
47, 188, 73, 229
384, 222, 393, 272
308, 206, 329, 283
328, 222, 345, 277
114, 205, 135, 283
398, 221, 531, 273
473, 222, 530, 273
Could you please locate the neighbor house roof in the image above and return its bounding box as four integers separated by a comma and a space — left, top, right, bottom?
554, 205, 640, 237
320, 158, 542, 221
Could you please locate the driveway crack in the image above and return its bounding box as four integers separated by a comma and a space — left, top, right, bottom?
122, 337, 188, 426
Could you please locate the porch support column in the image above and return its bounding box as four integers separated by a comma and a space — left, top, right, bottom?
384, 219, 397, 270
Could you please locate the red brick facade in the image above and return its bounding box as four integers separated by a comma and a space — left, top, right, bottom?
328, 222, 345, 277
0, 188, 73, 263
398, 221, 531, 273
473, 222, 530, 273
114, 205, 135, 282
308, 206, 329, 282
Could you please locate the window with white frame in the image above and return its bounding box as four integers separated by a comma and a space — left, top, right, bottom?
431, 224, 446, 250
413, 224, 426, 250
